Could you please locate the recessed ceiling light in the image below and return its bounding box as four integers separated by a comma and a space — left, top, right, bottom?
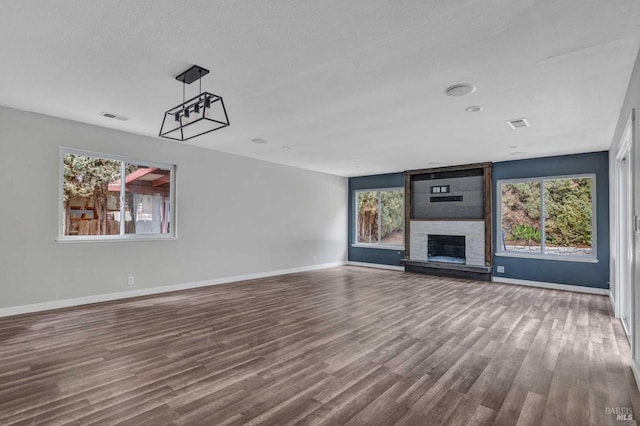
251, 138, 268, 144
444, 84, 476, 97
509, 151, 527, 156
282, 145, 292, 151
509, 145, 518, 148
465, 105, 483, 113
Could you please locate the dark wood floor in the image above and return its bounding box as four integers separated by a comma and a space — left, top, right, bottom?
1, 266, 638, 425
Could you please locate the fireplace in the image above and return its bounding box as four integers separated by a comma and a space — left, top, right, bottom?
428, 234, 465, 264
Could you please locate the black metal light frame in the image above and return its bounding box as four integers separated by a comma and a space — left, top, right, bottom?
159, 65, 230, 141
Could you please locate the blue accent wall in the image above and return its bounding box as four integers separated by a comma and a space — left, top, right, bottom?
492, 151, 610, 289
348, 173, 405, 266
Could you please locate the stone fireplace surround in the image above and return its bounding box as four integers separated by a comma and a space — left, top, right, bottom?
409, 220, 485, 266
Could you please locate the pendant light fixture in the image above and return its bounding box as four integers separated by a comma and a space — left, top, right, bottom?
159, 65, 230, 141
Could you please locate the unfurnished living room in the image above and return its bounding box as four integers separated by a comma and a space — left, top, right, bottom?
1, 1, 640, 425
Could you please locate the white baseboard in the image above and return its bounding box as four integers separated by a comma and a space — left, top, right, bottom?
347, 261, 405, 271
492, 276, 610, 295
610, 291, 617, 316
0, 261, 346, 318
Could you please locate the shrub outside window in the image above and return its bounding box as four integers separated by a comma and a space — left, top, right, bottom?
59, 148, 176, 241
354, 188, 404, 248
497, 175, 595, 260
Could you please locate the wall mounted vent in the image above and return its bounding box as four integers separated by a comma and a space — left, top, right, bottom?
100, 112, 129, 121
507, 118, 530, 129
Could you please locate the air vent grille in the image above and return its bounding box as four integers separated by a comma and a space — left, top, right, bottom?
507, 118, 530, 129
100, 112, 129, 121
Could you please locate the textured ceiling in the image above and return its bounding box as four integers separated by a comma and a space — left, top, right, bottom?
1, 1, 639, 176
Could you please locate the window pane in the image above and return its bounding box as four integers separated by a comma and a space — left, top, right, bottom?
123, 164, 172, 235
500, 182, 542, 253
356, 191, 379, 243
380, 190, 404, 246
544, 177, 593, 256
62, 153, 122, 236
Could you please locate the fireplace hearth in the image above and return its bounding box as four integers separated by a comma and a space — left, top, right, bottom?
428, 234, 465, 264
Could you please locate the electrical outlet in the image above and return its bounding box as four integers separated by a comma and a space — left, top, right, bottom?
127, 275, 135, 286
496, 266, 505, 273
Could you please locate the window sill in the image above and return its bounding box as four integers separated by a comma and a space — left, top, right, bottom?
57, 235, 177, 244
495, 252, 598, 263
351, 243, 404, 251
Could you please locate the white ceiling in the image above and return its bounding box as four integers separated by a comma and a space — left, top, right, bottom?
1, 1, 639, 177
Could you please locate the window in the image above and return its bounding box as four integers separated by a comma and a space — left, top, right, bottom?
59, 148, 175, 240
354, 188, 404, 248
497, 175, 596, 260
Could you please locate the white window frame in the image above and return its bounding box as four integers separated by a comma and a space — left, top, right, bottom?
352, 187, 404, 250
57, 147, 177, 242
496, 173, 597, 263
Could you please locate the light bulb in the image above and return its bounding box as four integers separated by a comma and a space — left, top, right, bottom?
204, 96, 211, 118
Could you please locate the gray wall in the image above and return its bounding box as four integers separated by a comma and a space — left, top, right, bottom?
0, 106, 348, 309
411, 175, 484, 219
492, 151, 610, 289
348, 173, 405, 266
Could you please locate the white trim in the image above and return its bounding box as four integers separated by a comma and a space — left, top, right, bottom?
496, 174, 597, 262
496, 173, 597, 185
347, 261, 405, 271
56, 236, 178, 244
631, 361, 640, 392
492, 276, 609, 295
58, 146, 177, 241
61, 146, 175, 169
495, 252, 599, 263
610, 291, 616, 313
611, 112, 634, 343
351, 243, 404, 251
0, 261, 346, 318
353, 187, 405, 247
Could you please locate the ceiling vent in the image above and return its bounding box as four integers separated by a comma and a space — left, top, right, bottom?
507, 118, 530, 129
100, 112, 129, 121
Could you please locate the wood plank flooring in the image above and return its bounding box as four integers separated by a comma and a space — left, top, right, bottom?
0, 266, 639, 425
